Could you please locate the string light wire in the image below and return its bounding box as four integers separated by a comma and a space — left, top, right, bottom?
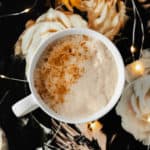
0, 74, 28, 83
0, 0, 37, 18
131, 0, 145, 58
131, 0, 137, 48
133, 1, 145, 57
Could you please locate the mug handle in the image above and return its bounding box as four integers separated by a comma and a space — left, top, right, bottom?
12, 94, 39, 117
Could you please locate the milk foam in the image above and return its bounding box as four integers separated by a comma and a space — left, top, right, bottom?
34, 35, 118, 120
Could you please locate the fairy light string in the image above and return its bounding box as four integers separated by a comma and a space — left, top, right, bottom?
131, 0, 137, 60
125, 2, 150, 149
0, 74, 28, 83
0, 1, 38, 81
129, 0, 145, 76
130, 0, 145, 59
0, 0, 37, 18
134, 0, 145, 58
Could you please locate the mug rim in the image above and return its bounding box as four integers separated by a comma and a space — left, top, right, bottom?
28, 28, 125, 124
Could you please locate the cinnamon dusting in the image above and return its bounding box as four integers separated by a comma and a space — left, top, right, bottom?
34, 35, 91, 110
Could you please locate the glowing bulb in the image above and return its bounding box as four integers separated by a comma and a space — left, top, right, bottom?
0, 75, 6, 79
142, 114, 150, 123
135, 63, 142, 71
88, 121, 102, 131
23, 8, 31, 13
147, 116, 150, 123
130, 45, 136, 53
131, 61, 145, 75
0, 74, 28, 82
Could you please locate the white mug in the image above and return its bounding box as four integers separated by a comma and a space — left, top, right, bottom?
12, 28, 125, 124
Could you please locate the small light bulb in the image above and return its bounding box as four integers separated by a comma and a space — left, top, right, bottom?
0, 75, 6, 79
88, 121, 102, 131
131, 61, 145, 75
147, 116, 150, 123
130, 45, 136, 53
23, 8, 30, 13
135, 63, 142, 71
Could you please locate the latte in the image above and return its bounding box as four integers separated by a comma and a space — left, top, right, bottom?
34, 34, 118, 120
